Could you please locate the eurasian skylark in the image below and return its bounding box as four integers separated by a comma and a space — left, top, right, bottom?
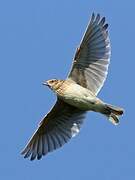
21, 13, 124, 160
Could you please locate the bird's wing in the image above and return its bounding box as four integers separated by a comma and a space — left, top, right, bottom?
21, 99, 86, 160
68, 13, 111, 95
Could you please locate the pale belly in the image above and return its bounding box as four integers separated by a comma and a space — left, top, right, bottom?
57, 83, 104, 111
63, 95, 96, 110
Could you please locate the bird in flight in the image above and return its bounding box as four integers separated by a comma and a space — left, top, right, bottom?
21, 13, 124, 161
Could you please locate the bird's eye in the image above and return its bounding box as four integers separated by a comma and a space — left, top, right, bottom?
51, 80, 55, 83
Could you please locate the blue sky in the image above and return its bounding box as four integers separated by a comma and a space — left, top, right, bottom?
0, 0, 134, 179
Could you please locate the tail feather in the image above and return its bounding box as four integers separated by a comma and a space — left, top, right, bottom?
106, 104, 123, 115
105, 104, 124, 125
108, 113, 119, 125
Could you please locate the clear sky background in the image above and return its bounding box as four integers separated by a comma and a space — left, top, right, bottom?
0, 0, 134, 179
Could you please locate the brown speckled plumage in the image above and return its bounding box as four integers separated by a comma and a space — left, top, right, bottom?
21, 13, 124, 161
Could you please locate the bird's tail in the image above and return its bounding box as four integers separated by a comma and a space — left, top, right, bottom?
104, 104, 124, 125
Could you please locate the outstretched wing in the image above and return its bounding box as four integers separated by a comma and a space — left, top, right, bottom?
68, 13, 111, 95
21, 99, 86, 160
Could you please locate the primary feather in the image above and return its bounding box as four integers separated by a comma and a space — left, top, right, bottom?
68, 13, 111, 95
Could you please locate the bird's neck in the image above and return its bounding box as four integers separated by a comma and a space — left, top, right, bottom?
52, 80, 65, 92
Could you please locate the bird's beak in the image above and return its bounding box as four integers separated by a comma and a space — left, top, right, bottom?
42, 81, 49, 86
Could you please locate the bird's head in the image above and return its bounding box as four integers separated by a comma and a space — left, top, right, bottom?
42, 79, 64, 91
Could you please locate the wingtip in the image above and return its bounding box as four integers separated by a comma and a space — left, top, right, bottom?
91, 13, 108, 25
103, 23, 109, 30
30, 157, 35, 161
91, 12, 95, 21
100, 17, 106, 25
91, 12, 95, 17
37, 155, 42, 160
96, 13, 100, 19
20, 148, 26, 155
91, 13, 107, 26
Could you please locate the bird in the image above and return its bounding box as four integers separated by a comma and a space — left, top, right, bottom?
21, 13, 124, 161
